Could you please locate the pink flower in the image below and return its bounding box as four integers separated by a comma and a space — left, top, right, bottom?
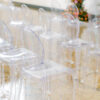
74, 0, 78, 3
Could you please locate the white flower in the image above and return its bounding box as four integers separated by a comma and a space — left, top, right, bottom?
83, 0, 100, 15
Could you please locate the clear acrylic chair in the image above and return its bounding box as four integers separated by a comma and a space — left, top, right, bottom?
0, 3, 24, 45
7, 5, 44, 63
61, 2, 91, 73
38, 8, 70, 65
0, 26, 44, 100
21, 60, 73, 100
60, 3, 92, 100
8, 4, 44, 46
0, 26, 44, 69
75, 16, 100, 100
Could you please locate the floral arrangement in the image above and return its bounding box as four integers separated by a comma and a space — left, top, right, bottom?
72, 0, 88, 22
62, 0, 88, 22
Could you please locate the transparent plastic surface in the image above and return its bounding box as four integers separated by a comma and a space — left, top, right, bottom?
0, 22, 13, 55
0, 20, 12, 45
21, 4, 44, 34
39, 9, 69, 64
0, 25, 44, 100
8, 5, 44, 50
60, 3, 91, 69
77, 16, 100, 96
73, 78, 100, 100
21, 60, 73, 100
21, 4, 33, 25
0, 21, 14, 100
60, 13, 80, 66
9, 5, 24, 25
20, 27, 44, 65
60, 4, 92, 100
0, 26, 44, 68
81, 51, 100, 90
9, 4, 44, 35
8, 9, 44, 64
0, 48, 39, 66
73, 52, 100, 100
7, 5, 25, 49
0, 63, 12, 100
40, 31, 67, 64
0, 61, 22, 100
38, 3, 84, 65
92, 16, 100, 48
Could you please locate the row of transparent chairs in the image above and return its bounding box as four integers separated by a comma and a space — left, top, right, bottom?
0, 3, 45, 99
0, 2, 77, 100
0, 1, 99, 100
0, 20, 45, 100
